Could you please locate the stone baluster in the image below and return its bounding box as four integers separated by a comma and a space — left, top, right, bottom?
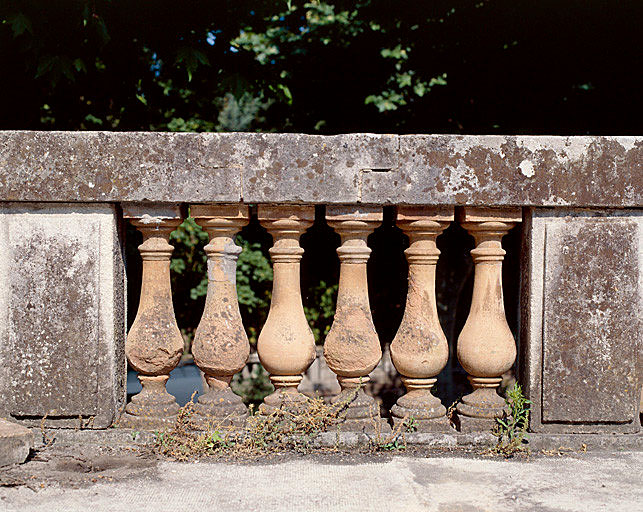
257, 206, 316, 413
121, 205, 185, 428
190, 204, 250, 426
324, 206, 388, 432
390, 207, 453, 432
456, 207, 522, 431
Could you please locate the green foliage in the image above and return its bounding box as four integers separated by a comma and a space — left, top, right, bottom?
174, 46, 210, 82
303, 280, 338, 344
169, 217, 209, 301
378, 437, 406, 451
2, 1, 638, 134
493, 384, 531, 456
236, 235, 273, 344
216, 92, 273, 132
231, 364, 274, 407
403, 416, 418, 433
198, 429, 235, 451
165, 214, 337, 348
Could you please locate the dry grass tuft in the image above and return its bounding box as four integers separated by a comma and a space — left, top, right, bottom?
153, 387, 408, 460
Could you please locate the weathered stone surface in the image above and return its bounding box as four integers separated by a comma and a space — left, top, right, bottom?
119, 205, 184, 429
455, 208, 521, 431
0, 131, 241, 203
390, 207, 453, 431
0, 418, 33, 466
1, 132, 641, 206
362, 135, 642, 207
256, 206, 317, 413
243, 133, 398, 203
522, 209, 641, 433
190, 204, 250, 425
0, 203, 125, 428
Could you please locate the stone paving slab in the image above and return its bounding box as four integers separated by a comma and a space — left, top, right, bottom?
1, 453, 641, 512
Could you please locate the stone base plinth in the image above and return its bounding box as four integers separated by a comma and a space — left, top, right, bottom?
115, 413, 178, 430
0, 418, 33, 467
455, 414, 499, 433
333, 417, 392, 434
392, 414, 453, 433
192, 388, 248, 428
259, 388, 312, 416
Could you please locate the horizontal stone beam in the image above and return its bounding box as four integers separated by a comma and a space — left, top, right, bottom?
0, 131, 641, 207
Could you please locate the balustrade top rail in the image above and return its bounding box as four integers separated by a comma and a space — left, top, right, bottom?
0, 131, 641, 207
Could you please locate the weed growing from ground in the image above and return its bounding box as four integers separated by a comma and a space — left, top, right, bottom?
403, 416, 417, 433
492, 383, 531, 456
377, 437, 406, 451
153, 383, 419, 459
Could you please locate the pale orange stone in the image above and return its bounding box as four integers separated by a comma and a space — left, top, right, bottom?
455, 207, 522, 432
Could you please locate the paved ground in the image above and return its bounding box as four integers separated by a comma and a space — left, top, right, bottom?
0, 449, 641, 512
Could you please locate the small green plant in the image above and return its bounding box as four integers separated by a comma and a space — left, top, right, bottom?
198, 430, 235, 450
378, 437, 406, 451
493, 383, 531, 456
131, 430, 139, 441
403, 416, 417, 433
372, 413, 409, 452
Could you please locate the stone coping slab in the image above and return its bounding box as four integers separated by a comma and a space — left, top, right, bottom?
0, 131, 641, 206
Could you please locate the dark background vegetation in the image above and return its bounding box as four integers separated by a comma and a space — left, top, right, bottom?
2, 1, 642, 134
1, 1, 639, 403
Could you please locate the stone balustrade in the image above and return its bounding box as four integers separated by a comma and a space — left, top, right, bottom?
0, 132, 640, 436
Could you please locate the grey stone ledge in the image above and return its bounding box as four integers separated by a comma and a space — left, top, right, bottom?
29, 428, 643, 453
1, 131, 641, 207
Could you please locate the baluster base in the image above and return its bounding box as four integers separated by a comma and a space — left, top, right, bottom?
259, 379, 311, 415
118, 375, 179, 429
391, 389, 452, 433
455, 377, 507, 432
331, 381, 391, 434
192, 387, 248, 428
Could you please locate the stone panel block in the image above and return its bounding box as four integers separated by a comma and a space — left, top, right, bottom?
0, 204, 126, 428
522, 209, 641, 433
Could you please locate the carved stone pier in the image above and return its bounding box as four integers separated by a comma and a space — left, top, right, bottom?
324, 206, 389, 432
390, 207, 453, 432
257, 206, 316, 414
120, 205, 185, 429
456, 207, 522, 432
191, 205, 250, 426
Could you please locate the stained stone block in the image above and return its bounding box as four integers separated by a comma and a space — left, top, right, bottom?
1, 132, 641, 206
242, 133, 398, 204
522, 209, 641, 433
0, 203, 126, 428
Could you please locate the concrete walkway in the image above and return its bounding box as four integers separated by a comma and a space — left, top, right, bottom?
1, 452, 641, 512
